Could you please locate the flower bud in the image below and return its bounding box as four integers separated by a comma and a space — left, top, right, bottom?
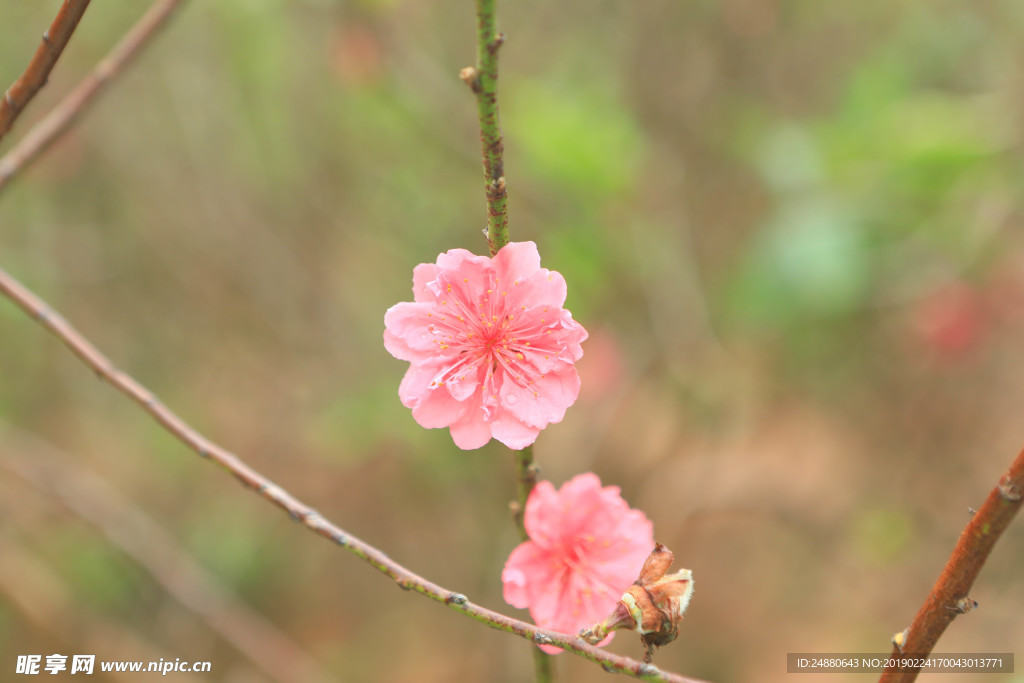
579, 543, 693, 662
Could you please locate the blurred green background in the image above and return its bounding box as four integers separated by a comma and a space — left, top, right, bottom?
2, 1, 1023, 681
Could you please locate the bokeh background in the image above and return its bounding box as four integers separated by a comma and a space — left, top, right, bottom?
2, 1, 1023, 681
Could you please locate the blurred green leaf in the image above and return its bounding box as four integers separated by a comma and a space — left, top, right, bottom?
543, 229, 610, 322
851, 506, 914, 566
506, 79, 645, 197
50, 536, 145, 613
310, 379, 422, 459
210, 0, 304, 192
187, 506, 284, 594
728, 199, 870, 326
755, 124, 824, 192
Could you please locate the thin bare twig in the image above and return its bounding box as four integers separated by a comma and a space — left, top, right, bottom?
0, 0, 92, 144
879, 445, 1024, 682
0, 426, 340, 683
0, 265, 708, 683
0, 0, 187, 195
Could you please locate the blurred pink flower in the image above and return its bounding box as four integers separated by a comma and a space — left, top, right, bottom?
575, 327, 626, 402
910, 282, 987, 359
384, 242, 588, 450
501, 473, 654, 654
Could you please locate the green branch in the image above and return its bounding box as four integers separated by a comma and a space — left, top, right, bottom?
461, 0, 509, 256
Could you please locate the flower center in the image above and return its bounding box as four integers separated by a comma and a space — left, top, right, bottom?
426, 274, 547, 396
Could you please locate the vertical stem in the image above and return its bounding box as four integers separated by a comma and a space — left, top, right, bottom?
512, 446, 538, 541
464, 2, 548, 681
518, 445, 554, 682
532, 639, 555, 683
470, 0, 509, 256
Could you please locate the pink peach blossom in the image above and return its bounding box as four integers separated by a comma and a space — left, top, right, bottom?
384, 242, 588, 450
501, 473, 654, 654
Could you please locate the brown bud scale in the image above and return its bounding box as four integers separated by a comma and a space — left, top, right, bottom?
579, 543, 694, 663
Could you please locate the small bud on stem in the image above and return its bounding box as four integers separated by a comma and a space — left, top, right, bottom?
459, 66, 481, 93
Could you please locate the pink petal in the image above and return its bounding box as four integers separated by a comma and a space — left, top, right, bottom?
434, 267, 492, 314
444, 361, 484, 402
435, 247, 489, 274
447, 399, 492, 450
582, 509, 654, 592
411, 263, 440, 302
569, 571, 623, 628
384, 302, 448, 357
532, 569, 622, 653
528, 569, 572, 628
502, 541, 554, 608
409, 380, 468, 429
522, 480, 562, 549
507, 267, 569, 312
489, 413, 541, 450
396, 361, 443, 408
587, 542, 653, 593
508, 306, 576, 364
498, 369, 580, 429
383, 328, 415, 362
492, 241, 542, 284
558, 310, 588, 360
530, 567, 612, 639
554, 474, 617, 540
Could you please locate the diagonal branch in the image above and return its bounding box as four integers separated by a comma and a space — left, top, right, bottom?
0, 0, 187, 196
0, 266, 709, 683
0, 426, 341, 683
0, 0, 92, 145
879, 444, 1024, 682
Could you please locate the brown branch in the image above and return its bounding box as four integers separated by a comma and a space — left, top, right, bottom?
0, 0, 92, 144
0, 263, 711, 683
0, 426, 341, 683
879, 444, 1024, 683
0, 0, 187, 196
